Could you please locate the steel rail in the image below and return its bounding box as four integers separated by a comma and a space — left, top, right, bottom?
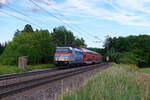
0, 68, 57, 81
0, 63, 108, 98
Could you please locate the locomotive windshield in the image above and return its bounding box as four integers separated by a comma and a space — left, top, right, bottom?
55, 48, 72, 53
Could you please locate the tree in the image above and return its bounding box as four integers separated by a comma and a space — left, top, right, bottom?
51, 26, 86, 47
51, 26, 75, 47
74, 37, 86, 48
14, 24, 34, 38
14, 29, 21, 37
0, 42, 7, 56
104, 35, 150, 67
0, 43, 3, 55
0, 30, 54, 65
22, 24, 34, 33
117, 52, 138, 65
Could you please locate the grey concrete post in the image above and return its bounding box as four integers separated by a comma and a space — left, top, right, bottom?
18, 56, 27, 70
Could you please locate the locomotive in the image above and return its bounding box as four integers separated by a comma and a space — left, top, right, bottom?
54, 47, 102, 68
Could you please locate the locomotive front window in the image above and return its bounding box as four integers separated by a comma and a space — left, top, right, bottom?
56, 48, 72, 53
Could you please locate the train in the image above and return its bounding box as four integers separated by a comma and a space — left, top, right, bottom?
54, 47, 102, 68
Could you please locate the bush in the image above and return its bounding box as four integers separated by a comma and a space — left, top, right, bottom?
0, 30, 55, 65
117, 52, 138, 65
107, 50, 138, 65
115, 64, 139, 72
104, 35, 150, 67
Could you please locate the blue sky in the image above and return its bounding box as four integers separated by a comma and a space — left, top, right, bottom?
0, 0, 150, 48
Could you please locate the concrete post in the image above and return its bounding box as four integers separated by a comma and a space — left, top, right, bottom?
106, 56, 109, 62
18, 56, 27, 70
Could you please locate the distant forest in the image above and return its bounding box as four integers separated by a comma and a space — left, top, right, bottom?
103, 35, 150, 67
0, 24, 150, 67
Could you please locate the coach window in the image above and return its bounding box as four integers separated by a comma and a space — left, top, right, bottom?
68, 49, 72, 53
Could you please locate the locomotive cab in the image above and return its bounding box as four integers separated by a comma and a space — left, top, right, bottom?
54, 47, 74, 66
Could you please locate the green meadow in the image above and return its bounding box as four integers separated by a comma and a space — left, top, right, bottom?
0, 64, 55, 74
61, 64, 150, 100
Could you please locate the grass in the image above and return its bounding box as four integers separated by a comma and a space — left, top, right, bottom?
61, 64, 150, 100
0, 64, 55, 74
140, 68, 150, 74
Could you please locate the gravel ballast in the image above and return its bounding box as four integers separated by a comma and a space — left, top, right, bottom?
2, 63, 110, 100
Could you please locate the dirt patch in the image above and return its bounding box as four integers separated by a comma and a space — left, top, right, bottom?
137, 72, 150, 97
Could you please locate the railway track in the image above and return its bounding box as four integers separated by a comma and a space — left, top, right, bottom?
0, 68, 58, 81
0, 63, 109, 99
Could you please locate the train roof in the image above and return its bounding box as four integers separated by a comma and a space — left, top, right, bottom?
81, 48, 99, 54
73, 48, 82, 52
56, 47, 73, 50
56, 47, 100, 54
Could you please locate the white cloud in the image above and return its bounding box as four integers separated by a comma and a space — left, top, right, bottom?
0, 9, 28, 20
67, 0, 150, 26
3, 0, 150, 48
32, 0, 53, 5
2, 0, 150, 27
40, 0, 150, 27
0, 0, 12, 6
0, 0, 7, 5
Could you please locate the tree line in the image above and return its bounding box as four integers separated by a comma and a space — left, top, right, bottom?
0, 43, 7, 56
0, 24, 150, 67
0, 24, 86, 65
103, 35, 150, 67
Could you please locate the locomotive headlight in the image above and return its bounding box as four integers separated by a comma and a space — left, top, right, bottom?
69, 59, 73, 61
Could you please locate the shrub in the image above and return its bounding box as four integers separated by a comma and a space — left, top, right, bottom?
107, 50, 138, 65
117, 52, 138, 65
116, 64, 139, 72
0, 30, 55, 65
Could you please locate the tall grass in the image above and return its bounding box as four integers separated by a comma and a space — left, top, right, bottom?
61, 64, 150, 100
0, 65, 25, 74
0, 64, 55, 74
140, 68, 150, 74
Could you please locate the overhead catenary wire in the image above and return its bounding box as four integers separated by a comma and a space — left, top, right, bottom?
1, 0, 101, 46
4, 5, 55, 30
5, 5, 40, 24
28, 0, 95, 42
29, 0, 100, 46
48, 4, 102, 42
0, 9, 42, 29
